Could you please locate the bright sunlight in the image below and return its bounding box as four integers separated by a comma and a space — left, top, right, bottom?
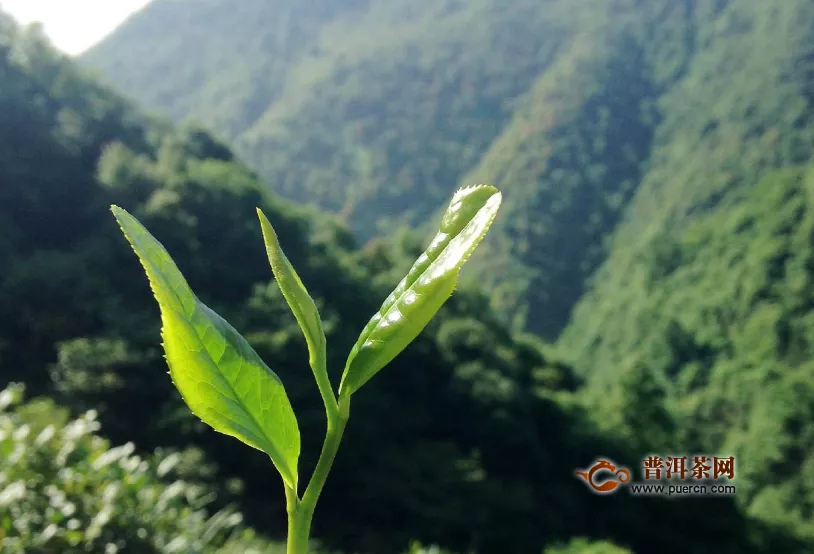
0, 0, 149, 55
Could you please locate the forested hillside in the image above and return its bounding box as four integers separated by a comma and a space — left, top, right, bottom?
79, 0, 665, 338
82, 1, 814, 344
4, 9, 803, 553
558, 0, 814, 536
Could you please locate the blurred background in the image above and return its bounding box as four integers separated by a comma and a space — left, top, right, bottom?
1, 0, 813, 552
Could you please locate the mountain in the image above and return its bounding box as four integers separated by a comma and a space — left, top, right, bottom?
82, 0, 814, 343
3, 9, 800, 554
79, 0, 814, 544
80, 0, 663, 338
558, 0, 814, 535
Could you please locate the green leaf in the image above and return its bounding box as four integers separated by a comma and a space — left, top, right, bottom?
110, 205, 300, 489
338, 185, 502, 398
256, 208, 330, 397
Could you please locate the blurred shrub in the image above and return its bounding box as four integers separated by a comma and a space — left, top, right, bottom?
544, 537, 633, 554
0, 382, 269, 553
405, 542, 460, 554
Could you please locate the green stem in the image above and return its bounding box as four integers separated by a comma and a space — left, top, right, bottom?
311, 354, 339, 419
286, 395, 350, 554
302, 395, 349, 508
286, 485, 309, 554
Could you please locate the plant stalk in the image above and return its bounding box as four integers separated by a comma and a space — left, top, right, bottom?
286, 395, 350, 554
286, 485, 310, 554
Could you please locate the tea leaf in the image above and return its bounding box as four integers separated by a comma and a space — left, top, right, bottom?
111, 206, 300, 489
256, 208, 329, 399
339, 185, 502, 397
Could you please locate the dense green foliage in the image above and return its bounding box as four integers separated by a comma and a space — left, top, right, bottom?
4, 1, 814, 552
564, 164, 814, 538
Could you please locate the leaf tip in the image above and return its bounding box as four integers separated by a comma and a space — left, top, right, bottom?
451, 183, 499, 201
110, 204, 125, 222
257, 208, 281, 250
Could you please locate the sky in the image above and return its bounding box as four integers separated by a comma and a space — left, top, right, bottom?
0, 0, 150, 55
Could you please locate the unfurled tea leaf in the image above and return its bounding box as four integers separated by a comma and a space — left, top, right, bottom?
338, 185, 502, 397
111, 206, 300, 489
